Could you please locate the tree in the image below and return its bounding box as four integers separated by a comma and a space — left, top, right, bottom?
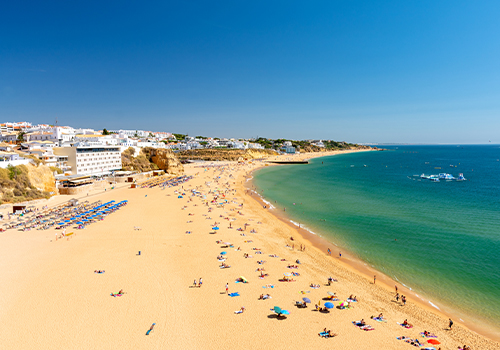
17, 131, 26, 141
102, 128, 110, 135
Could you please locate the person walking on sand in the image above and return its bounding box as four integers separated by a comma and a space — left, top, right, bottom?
225, 283, 229, 294
327, 248, 331, 255
374, 275, 376, 284
339, 251, 341, 258
402, 295, 406, 305
448, 318, 453, 329
193, 279, 197, 287
199, 278, 203, 287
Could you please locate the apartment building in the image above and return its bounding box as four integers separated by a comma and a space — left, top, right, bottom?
53, 145, 122, 176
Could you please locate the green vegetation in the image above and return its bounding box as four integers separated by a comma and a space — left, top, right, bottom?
49, 166, 63, 174
0, 165, 51, 204
173, 133, 186, 141
102, 128, 110, 135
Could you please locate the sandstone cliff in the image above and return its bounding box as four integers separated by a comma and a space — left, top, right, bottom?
177, 149, 277, 162
27, 164, 59, 195
147, 148, 184, 175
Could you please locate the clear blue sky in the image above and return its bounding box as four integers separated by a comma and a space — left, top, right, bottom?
1, 1, 500, 143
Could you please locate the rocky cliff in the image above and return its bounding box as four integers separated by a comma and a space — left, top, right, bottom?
147, 148, 184, 175
177, 149, 277, 161
28, 164, 59, 195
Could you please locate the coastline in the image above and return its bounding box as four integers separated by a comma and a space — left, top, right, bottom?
0, 151, 498, 349
247, 151, 500, 343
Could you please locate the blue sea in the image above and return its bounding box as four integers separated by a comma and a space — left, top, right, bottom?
253, 145, 500, 332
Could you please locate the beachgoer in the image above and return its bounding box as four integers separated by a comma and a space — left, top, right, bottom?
339, 251, 341, 258
225, 283, 229, 294
395, 285, 398, 293
449, 318, 453, 329
402, 295, 406, 305
374, 275, 376, 284
199, 278, 202, 287
193, 280, 197, 287
327, 248, 331, 255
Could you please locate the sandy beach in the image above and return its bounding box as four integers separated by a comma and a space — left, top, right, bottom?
0, 150, 498, 350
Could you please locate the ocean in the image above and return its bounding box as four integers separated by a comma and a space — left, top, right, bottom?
253, 145, 500, 332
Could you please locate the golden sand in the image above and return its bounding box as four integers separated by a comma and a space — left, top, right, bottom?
0, 151, 498, 349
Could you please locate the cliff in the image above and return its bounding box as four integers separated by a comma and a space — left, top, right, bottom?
0, 164, 54, 204
177, 149, 277, 162
27, 164, 59, 195
146, 148, 184, 175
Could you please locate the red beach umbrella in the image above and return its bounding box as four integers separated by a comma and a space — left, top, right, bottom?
427, 339, 441, 345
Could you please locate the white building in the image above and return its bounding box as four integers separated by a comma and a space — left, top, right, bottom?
108, 129, 149, 138
53, 144, 122, 176
0, 152, 32, 168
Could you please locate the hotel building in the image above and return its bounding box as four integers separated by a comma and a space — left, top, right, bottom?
53, 145, 122, 176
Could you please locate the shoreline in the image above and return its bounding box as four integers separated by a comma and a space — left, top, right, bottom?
246, 151, 500, 343
1, 151, 498, 349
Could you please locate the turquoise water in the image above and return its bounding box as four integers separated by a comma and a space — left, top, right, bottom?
253, 145, 500, 329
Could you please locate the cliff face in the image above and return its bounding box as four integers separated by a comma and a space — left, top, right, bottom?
27, 164, 59, 195
177, 149, 277, 161
148, 148, 184, 175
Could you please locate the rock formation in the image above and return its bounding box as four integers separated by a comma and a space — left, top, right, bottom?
148, 148, 184, 175
27, 164, 59, 195
177, 149, 277, 162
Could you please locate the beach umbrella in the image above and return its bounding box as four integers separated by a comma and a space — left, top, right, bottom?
427, 340, 441, 345
327, 292, 335, 296
280, 310, 290, 315
220, 251, 227, 255
283, 272, 293, 277
57, 222, 65, 225
273, 306, 282, 314
324, 302, 334, 309
76, 221, 84, 225
178, 195, 183, 198
339, 301, 348, 308
239, 276, 248, 283
302, 297, 311, 303
213, 226, 219, 230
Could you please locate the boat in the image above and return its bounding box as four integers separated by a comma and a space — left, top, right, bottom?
457, 173, 466, 181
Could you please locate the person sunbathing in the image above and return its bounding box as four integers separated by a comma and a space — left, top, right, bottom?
402, 319, 413, 327
295, 301, 307, 308
359, 319, 366, 326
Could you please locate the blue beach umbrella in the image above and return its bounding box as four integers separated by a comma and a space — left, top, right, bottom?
324, 302, 334, 309
220, 251, 227, 255
213, 227, 219, 230
57, 222, 65, 225
76, 221, 84, 225
302, 297, 311, 304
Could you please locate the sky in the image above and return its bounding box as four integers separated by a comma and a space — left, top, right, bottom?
1, 1, 500, 143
